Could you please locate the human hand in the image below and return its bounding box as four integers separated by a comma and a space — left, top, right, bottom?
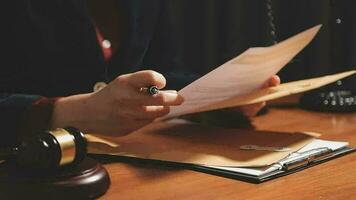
51, 70, 184, 136
235, 75, 281, 117
181, 75, 281, 128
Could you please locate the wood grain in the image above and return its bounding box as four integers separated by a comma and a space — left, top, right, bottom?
99, 101, 356, 200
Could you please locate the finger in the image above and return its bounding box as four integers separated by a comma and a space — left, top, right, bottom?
125, 88, 184, 106
261, 75, 281, 88
117, 105, 170, 119
110, 70, 179, 106
268, 75, 281, 86
108, 80, 184, 106
138, 90, 184, 106
125, 70, 166, 89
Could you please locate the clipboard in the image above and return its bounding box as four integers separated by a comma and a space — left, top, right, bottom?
192, 146, 355, 183
88, 142, 354, 184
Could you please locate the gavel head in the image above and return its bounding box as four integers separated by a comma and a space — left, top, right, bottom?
16, 127, 87, 170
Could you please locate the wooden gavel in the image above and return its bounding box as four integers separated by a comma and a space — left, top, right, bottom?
0, 127, 87, 169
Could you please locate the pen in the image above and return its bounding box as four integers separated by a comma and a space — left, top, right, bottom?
140, 85, 160, 95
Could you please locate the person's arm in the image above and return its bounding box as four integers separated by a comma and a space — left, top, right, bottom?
51, 70, 184, 136
0, 94, 55, 147
0, 70, 184, 149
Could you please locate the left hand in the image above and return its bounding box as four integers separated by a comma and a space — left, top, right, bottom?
235, 75, 281, 117
181, 75, 281, 128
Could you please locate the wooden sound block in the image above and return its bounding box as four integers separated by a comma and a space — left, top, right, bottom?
0, 158, 110, 199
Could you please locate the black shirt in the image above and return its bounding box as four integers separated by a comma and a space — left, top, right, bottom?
0, 0, 106, 146
0, 0, 106, 97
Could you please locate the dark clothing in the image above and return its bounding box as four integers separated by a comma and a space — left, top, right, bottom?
0, 1, 106, 146
0, 1, 106, 97
110, 0, 272, 89
110, 0, 356, 84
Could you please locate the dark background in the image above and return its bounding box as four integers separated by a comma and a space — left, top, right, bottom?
89, 0, 356, 88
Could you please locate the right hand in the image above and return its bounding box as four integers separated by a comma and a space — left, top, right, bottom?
51, 70, 184, 136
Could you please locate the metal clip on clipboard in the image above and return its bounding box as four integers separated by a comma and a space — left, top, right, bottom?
277, 147, 333, 171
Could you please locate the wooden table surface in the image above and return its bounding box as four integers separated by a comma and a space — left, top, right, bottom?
100, 102, 356, 200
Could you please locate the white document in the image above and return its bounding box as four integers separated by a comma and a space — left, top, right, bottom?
165, 25, 322, 119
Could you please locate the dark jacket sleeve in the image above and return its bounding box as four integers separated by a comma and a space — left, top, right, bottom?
0, 1, 106, 148
0, 94, 41, 147
0, 94, 60, 148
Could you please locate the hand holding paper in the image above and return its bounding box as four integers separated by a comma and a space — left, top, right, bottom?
232, 74, 280, 117
161, 25, 355, 119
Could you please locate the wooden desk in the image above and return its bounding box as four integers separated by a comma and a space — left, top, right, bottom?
100, 104, 356, 200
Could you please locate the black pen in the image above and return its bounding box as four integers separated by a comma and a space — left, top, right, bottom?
140, 85, 160, 95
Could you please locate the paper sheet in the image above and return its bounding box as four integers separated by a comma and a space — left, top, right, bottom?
195, 70, 355, 112
164, 25, 322, 119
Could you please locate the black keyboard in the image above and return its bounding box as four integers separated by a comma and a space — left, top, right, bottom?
299, 76, 356, 113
